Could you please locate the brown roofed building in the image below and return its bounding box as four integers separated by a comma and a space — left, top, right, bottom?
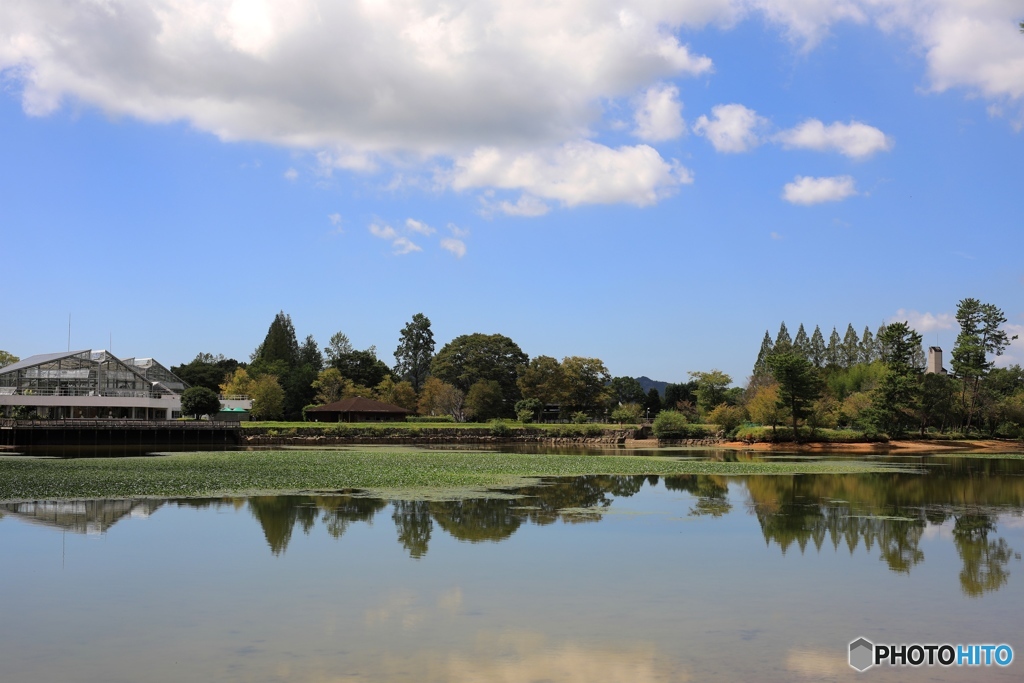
305, 397, 411, 423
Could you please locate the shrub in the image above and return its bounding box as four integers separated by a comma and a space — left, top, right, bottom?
514, 398, 544, 422
517, 409, 535, 424
707, 404, 746, 436
489, 419, 512, 437
652, 410, 688, 439
733, 426, 888, 444
406, 415, 455, 423
611, 403, 644, 424
583, 424, 605, 437
571, 411, 589, 424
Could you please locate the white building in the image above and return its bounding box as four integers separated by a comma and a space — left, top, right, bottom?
0, 350, 188, 419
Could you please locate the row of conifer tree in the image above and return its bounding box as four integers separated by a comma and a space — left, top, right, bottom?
753, 321, 926, 377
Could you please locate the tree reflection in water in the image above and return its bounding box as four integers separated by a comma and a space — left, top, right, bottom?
953, 514, 1020, 596
227, 467, 1020, 599
15, 458, 1020, 597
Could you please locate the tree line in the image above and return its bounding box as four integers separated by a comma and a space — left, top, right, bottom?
171, 312, 706, 422
740, 299, 1022, 438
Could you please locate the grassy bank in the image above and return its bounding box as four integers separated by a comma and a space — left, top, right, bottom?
242, 421, 637, 431
0, 449, 909, 502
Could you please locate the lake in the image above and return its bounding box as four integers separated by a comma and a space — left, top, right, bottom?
1, 450, 1022, 681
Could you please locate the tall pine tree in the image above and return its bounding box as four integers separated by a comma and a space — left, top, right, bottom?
252, 311, 299, 368
860, 326, 876, 364
753, 330, 774, 376
775, 322, 793, 353
793, 324, 811, 360
842, 324, 860, 368
875, 323, 889, 361
826, 327, 842, 367
870, 322, 923, 437
809, 326, 826, 368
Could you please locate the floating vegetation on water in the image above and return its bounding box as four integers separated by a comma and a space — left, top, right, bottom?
0, 449, 915, 503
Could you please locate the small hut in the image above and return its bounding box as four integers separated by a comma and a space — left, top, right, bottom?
305, 397, 411, 423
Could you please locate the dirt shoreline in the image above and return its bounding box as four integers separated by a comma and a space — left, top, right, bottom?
718, 439, 1024, 454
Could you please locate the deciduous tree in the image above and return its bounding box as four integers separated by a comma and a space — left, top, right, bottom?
688, 369, 732, 415
0, 350, 18, 368
375, 376, 418, 411
393, 313, 435, 392
323, 331, 354, 365
432, 333, 528, 415
249, 375, 285, 420
181, 386, 221, 419
466, 379, 504, 421
746, 382, 786, 433
172, 353, 241, 393
220, 368, 253, 397
517, 355, 567, 405
707, 403, 746, 434
607, 376, 646, 406
561, 356, 611, 417
312, 368, 347, 405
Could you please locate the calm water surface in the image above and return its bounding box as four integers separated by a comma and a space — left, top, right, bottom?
2, 451, 1023, 682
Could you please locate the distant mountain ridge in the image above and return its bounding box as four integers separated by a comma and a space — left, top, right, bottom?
636, 376, 669, 397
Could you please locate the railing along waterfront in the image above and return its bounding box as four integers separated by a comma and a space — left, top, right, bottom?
1, 419, 239, 430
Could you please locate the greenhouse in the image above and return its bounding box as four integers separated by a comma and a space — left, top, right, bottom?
0, 350, 188, 420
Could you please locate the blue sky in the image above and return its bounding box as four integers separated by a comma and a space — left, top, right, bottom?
2, 1, 1023, 385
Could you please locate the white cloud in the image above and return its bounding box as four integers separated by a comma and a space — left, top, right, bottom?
693, 104, 768, 153
633, 83, 685, 142
481, 194, 551, 218
283, 167, 298, 181
890, 309, 956, 333
392, 236, 422, 255
2, 0, 1022, 215
782, 175, 857, 205
448, 223, 470, 238
775, 119, 893, 158
405, 218, 436, 236
770, 231, 783, 240
994, 323, 1024, 367
751, 0, 868, 49
328, 213, 342, 226
0, 0, 713, 157
440, 238, 467, 258
876, 0, 1024, 107
451, 141, 691, 207
369, 222, 398, 240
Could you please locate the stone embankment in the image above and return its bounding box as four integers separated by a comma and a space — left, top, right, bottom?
241, 426, 667, 447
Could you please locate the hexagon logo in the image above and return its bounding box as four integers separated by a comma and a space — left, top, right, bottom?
849, 637, 875, 672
